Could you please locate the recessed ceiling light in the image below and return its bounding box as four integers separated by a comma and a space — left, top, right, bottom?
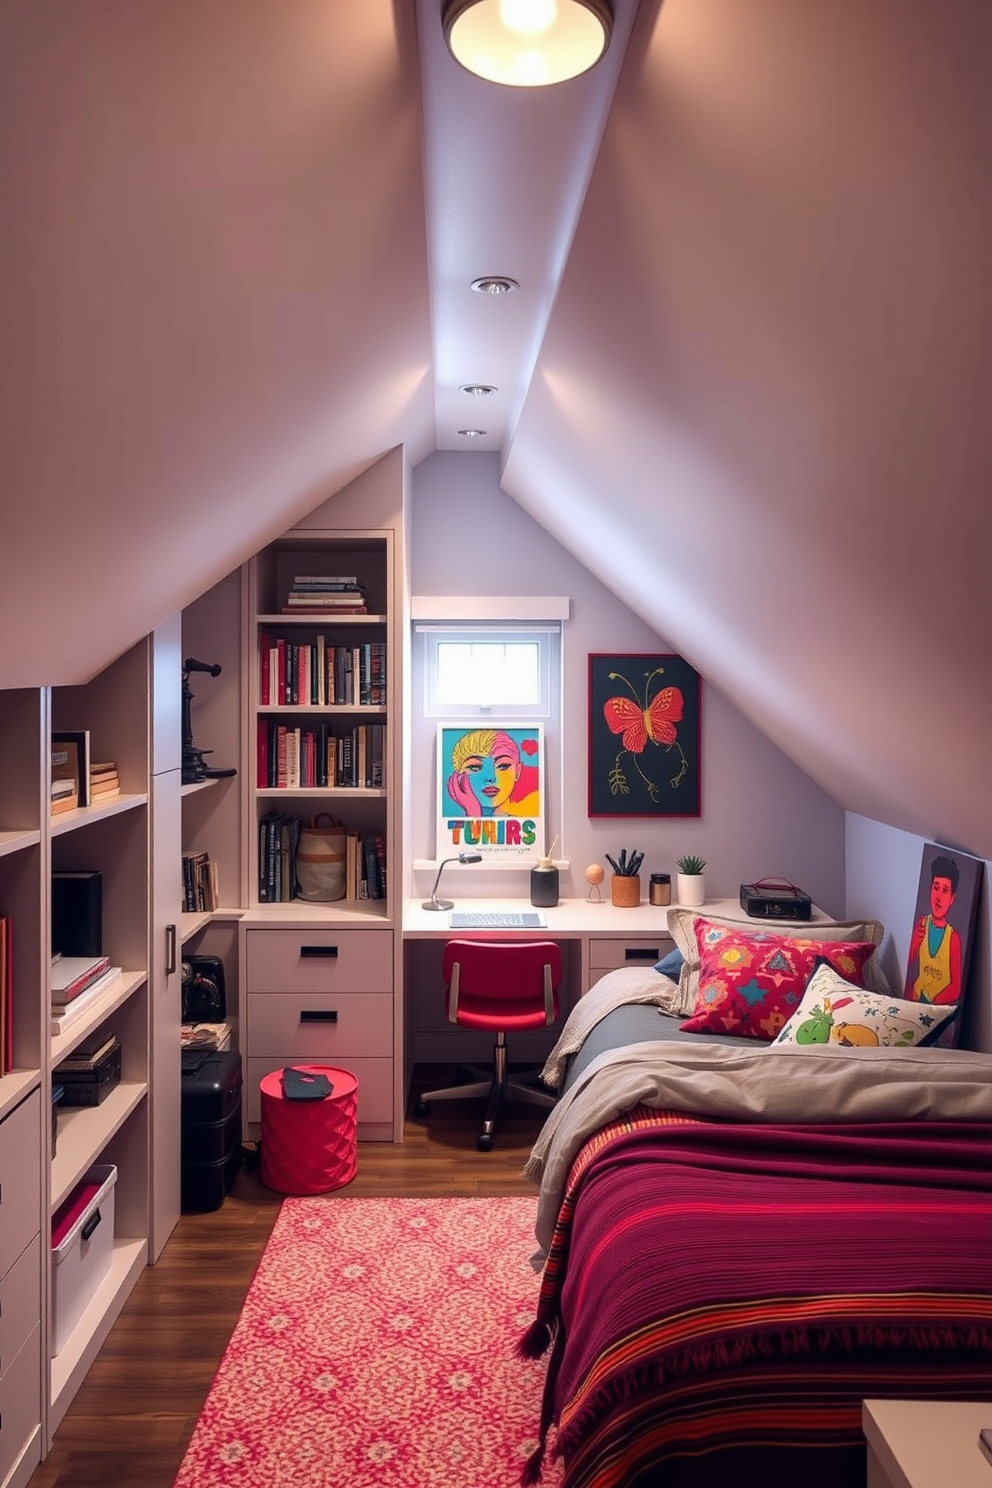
459, 383, 498, 396
471, 276, 519, 295
457, 428, 488, 438
443, 0, 613, 88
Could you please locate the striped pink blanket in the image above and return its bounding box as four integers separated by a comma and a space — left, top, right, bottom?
520, 1108, 992, 1488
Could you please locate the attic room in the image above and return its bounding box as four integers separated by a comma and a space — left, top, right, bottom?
2, 3, 990, 1487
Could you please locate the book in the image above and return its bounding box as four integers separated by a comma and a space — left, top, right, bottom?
51, 953, 111, 1004
292, 575, 361, 586
285, 586, 367, 598
89, 778, 120, 800
89, 761, 117, 782
52, 730, 91, 807
50, 965, 122, 1035
52, 870, 102, 958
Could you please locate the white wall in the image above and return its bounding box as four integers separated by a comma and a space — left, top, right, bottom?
409, 452, 849, 912
846, 814, 991, 1054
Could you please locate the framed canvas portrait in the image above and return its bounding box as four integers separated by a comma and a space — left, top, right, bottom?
588, 653, 701, 817
903, 842, 984, 1047
435, 722, 545, 862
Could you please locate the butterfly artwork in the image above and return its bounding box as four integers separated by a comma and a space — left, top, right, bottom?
588, 654, 701, 818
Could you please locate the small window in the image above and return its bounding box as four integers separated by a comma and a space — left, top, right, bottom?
417, 624, 559, 720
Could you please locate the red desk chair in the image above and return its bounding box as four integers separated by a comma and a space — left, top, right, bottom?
414, 939, 562, 1152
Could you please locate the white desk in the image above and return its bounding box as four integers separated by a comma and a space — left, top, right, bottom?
402, 895, 835, 1067
863, 1399, 992, 1488
404, 895, 676, 994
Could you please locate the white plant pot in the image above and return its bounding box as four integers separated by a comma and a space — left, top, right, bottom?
676, 873, 705, 907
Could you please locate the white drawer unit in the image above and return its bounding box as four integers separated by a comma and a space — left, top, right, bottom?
244, 928, 395, 1138
587, 935, 671, 987
244, 928, 393, 995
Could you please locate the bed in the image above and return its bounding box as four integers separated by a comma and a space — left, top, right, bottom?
518, 913, 992, 1488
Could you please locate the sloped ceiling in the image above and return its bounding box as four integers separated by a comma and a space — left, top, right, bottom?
1, 0, 989, 859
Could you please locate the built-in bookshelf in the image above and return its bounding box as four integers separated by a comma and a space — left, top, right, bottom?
47, 640, 152, 1436
248, 535, 392, 916
0, 640, 167, 1484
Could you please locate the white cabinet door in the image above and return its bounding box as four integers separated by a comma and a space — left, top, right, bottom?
149, 767, 182, 1260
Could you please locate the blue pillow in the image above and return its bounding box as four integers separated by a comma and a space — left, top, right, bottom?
654, 947, 684, 979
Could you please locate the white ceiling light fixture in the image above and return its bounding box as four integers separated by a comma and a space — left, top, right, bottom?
460, 383, 498, 396
442, 0, 613, 87
470, 275, 519, 295
457, 428, 488, 438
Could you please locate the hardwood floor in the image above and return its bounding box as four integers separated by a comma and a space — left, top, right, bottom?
28, 1071, 547, 1488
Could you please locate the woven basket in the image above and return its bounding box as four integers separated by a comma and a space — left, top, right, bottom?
610, 874, 641, 908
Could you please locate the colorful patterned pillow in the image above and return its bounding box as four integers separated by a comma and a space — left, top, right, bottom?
773, 959, 957, 1048
679, 921, 878, 1041
667, 908, 891, 1018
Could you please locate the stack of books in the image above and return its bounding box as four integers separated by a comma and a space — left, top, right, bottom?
182, 851, 219, 913
51, 954, 122, 1036
281, 574, 368, 615
89, 761, 120, 801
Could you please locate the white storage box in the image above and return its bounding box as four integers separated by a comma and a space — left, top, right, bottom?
50, 1163, 116, 1356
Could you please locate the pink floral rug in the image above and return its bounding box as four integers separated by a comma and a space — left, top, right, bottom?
173, 1195, 561, 1488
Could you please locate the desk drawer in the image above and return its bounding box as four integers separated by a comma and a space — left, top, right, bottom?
588, 936, 671, 973
0, 1092, 41, 1280
244, 929, 393, 996
247, 993, 392, 1060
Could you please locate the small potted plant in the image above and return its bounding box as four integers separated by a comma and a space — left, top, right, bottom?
606, 847, 644, 908
675, 854, 706, 907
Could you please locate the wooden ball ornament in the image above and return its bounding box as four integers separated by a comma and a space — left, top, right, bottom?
585, 863, 605, 886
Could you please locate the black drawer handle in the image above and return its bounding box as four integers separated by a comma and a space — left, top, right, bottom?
300, 1010, 338, 1024
81, 1207, 102, 1243
300, 945, 339, 959
624, 948, 660, 962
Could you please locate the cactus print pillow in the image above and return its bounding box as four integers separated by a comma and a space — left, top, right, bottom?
679, 923, 878, 1041
773, 959, 956, 1048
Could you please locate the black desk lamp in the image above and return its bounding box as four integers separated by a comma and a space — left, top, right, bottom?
422, 850, 483, 911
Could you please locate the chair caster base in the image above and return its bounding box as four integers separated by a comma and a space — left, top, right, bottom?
476, 1133, 494, 1152
414, 1100, 430, 1118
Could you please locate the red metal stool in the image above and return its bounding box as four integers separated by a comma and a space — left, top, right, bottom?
259, 1064, 358, 1194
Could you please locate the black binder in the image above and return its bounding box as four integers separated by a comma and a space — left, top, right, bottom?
52, 870, 103, 957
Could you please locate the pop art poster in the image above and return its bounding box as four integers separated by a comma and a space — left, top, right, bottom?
435, 723, 545, 861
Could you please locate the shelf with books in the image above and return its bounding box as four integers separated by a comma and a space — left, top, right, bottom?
50, 970, 147, 1066
257, 631, 387, 709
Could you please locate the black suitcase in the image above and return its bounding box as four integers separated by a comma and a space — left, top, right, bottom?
180, 1049, 243, 1213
